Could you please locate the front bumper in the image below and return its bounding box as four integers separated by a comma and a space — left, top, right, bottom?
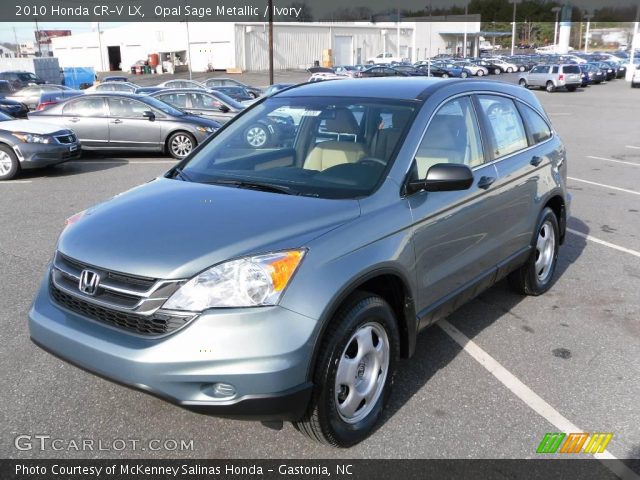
29, 268, 316, 421
14, 142, 81, 169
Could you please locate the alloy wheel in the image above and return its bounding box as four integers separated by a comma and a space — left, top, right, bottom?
535, 221, 556, 283
170, 135, 193, 157
334, 322, 390, 424
246, 126, 268, 147
0, 151, 12, 176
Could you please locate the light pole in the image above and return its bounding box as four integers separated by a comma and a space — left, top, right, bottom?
463, 1, 468, 58
551, 6, 561, 51
427, 1, 432, 76
584, 13, 593, 53
509, 0, 521, 56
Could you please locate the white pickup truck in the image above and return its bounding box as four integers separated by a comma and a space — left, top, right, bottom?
366, 52, 405, 64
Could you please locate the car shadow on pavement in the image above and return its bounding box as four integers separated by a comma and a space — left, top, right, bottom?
376, 216, 589, 431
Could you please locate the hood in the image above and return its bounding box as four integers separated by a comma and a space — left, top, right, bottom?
58, 178, 360, 279
179, 114, 222, 128
0, 119, 67, 134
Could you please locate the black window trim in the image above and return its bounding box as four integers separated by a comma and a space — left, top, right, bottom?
514, 99, 553, 147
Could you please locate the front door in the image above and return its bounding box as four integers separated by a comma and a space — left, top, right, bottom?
106, 97, 162, 150
408, 96, 502, 326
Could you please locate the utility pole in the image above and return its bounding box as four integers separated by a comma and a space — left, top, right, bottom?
463, 2, 468, 58
509, 0, 521, 56
13, 27, 20, 57
427, 0, 432, 76
397, 7, 401, 60
268, 0, 274, 85
185, 21, 192, 80
34, 17, 42, 56
584, 13, 593, 53
551, 6, 561, 51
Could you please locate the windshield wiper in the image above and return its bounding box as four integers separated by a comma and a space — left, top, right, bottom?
205, 178, 295, 195
172, 167, 192, 182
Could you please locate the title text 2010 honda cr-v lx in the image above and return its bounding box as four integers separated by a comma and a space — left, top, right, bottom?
29, 78, 570, 447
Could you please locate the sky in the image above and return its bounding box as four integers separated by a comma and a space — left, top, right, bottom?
0, 22, 128, 44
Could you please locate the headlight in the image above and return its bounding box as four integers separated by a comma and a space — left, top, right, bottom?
12, 132, 52, 144
163, 249, 306, 311
196, 125, 216, 134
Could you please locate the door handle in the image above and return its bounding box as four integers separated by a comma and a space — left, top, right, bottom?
477, 176, 496, 190
111, 119, 123, 124
69, 117, 80, 123
530, 155, 543, 167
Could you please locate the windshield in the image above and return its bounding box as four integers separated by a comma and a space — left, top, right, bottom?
180, 96, 417, 199
143, 96, 185, 116
211, 91, 244, 110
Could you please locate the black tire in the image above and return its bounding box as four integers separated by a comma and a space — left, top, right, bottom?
294, 292, 400, 447
460, 71, 468, 78
477, 69, 484, 76
0, 144, 20, 181
546, 81, 555, 93
494, 68, 501, 75
506, 67, 514, 73
567, 86, 577, 92
508, 207, 560, 296
518, 78, 528, 88
167, 131, 196, 159
244, 124, 271, 148
441, 73, 449, 78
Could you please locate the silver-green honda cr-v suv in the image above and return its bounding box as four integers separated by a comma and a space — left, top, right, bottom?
29, 78, 570, 447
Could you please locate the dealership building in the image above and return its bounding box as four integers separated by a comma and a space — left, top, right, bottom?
51, 17, 481, 72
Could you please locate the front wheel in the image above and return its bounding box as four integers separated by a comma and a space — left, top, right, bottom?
494, 68, 501, 75
294, 292, 400, 447
245, 124, 271, 148
477, 69, 484, 76
506, 67, 514, 73
167, 132, 195, 159
441, 73, 449, 78
508, 207, 560, 296
460, 71, 468, 78
519, 78, 528, 88
0, 145, 19, 181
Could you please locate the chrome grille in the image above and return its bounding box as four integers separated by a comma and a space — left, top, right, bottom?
50, 251, 193, 336
54, 133, 77, 144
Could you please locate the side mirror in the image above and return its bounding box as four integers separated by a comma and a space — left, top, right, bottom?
143, 110, 155, 121
219, 104, 230, 113
406, 163, 473, 194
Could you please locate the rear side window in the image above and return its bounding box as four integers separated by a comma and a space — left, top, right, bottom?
63, 97, 105, 117
562, 65, 581, 74
477, 95, 528, 158
518, 104, 552, 144
552, 66, 559, 74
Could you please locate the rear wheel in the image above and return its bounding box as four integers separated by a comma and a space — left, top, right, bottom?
294, 292, 400, 447
506, 67, 514, 73
167, 132, 195, 159
460, 71, 468, 78
494, 68, 501, 75
546, 81, 555, 93
245, 124, 271, 148
0, 145, 19, 181
441, 73, 449, 78
477, 69, 484, 76
508, 207, 559, 296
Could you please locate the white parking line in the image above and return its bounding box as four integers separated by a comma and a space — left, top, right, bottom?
438, 320, 639, 480
625, 145, 640, 150
0, 180, 32, 184
568, 177, 640, 196
587, 156, 640, 167
567, 228, 640, 259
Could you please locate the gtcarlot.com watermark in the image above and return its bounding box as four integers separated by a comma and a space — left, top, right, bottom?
14, 435, 194, 452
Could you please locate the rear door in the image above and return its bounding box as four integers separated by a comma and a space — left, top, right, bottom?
60, 96, 109, 147
408, 96, 500, 326
474, 94, 540, 264
106, 97, 162, 150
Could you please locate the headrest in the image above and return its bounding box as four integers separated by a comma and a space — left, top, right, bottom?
324, 108, 359, 135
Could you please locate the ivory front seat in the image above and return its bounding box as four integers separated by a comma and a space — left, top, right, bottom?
304, 109, 366, 171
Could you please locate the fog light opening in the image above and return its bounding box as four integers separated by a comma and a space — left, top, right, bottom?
204, 382, 237, 399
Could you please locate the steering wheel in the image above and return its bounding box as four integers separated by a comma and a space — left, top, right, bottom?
357, 157, 387, 167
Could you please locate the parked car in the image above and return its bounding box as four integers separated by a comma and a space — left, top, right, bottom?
29, 93, 220, 159
156, 79, 205, 89
366, 52, 405, 64
579, 64, 604, 85
133, 86, 166, 95
203, 78, 263, 98
483, 58, 519, 73
593, 62, 616, 81
102, 76, 129, 82
0, 110, 80, 180
29, 78, 569, 447
151, 88, 244, 124
0, 79, 16, 97
0, 71, 46, 90
6, 85, 75, 110
333, 66, 359, 77
431, 62, 473, 78
518, 64, 582, 92
208, 85, 254, 102
88, 82, 140, 93
356, 66, 411, 78
0, 98, 29, 118
262, 83, 295, 96
453, 61, 489, 76
34, 90, 84, 111
632, 65, 640, 88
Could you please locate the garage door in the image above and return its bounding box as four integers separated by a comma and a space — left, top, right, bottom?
334, 36, 352, 65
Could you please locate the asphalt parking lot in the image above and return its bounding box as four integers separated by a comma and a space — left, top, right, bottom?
1, 75, 639, 463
